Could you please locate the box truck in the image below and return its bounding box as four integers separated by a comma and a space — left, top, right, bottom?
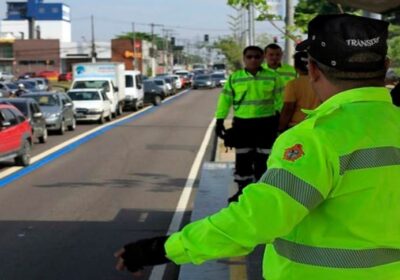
71, 62, 125, 116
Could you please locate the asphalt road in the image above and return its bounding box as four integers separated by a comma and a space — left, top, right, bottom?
0, 88, 219, 280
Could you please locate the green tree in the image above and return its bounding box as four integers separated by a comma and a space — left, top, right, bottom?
214, 37, 243, 71
115, 32, 165, 50
388, 25, 400, 70
256, 33, 273, 49
294, 0, 355, 32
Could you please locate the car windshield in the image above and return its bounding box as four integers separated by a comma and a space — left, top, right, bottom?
211, 74, 225, 79
68, 91, 101, 101
8, 102, 28, 116
29, 95, 59, 106
6, 83, 17, 89
73, 80, 109, 90
195, 75, 210, 80
20, 81, 35, 89
153, 80, 164, 85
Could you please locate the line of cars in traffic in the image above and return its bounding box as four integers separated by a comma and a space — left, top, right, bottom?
0, 67, 189, 168
174, 69, 227, 90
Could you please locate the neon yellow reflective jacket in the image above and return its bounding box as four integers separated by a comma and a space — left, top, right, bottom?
263, 63, 297, 111
166, 87, 400, 280
215, 68, 278, 119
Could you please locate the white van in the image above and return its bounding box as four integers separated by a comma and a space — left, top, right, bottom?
71, 63, 125, 117
124, 70, 144, 111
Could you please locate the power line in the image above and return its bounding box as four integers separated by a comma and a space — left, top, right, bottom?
85, 16, 231, 32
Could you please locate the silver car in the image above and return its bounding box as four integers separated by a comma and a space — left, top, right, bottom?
21, 92, 76, 134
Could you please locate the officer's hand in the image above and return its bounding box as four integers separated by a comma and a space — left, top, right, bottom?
114, 236, 170, 274
115, 248, 143, 277
216, 119, 226, 139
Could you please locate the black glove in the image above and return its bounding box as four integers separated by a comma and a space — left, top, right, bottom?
223, 128, 236, 149
216, 119, 226, 139
122, 236, 170, 273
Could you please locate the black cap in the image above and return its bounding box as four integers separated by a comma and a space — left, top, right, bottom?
296, 14, 389, 72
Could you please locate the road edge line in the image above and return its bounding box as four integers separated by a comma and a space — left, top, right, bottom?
149, 117, 216, 280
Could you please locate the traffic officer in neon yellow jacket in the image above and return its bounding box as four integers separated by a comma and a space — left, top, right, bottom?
263, 43, 297, 111
215, 45, 280, 203
115, 14, 400, 279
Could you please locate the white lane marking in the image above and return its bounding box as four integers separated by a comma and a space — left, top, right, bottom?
0, 89, 190, 181
149, 118, 216, 280
138, 212, 149, 223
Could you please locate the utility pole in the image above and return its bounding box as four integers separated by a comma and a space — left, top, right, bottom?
284, 0, 294, 65
163, 28, 174, 73
132, 22, 137, 70
150, 23, 163, 76
246, 0, 255, 45
91, 15, 97, 63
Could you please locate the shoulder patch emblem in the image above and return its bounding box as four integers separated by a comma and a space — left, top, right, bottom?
284, 144, 304, 162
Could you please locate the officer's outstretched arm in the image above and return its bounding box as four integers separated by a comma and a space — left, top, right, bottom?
215, 77, 234, 119
165, 127, 338, 265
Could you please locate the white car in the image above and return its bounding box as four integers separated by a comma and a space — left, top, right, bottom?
0, 71, 14, 82
67, 89, 112, 124
170, 75, 183, 89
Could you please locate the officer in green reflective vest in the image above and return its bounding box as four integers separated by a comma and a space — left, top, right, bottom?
214, 45, 279, 202
115, 14, 400, 280
263, 43, 297, 111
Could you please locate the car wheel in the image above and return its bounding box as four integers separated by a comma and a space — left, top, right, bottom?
15, 139, 31, 166
117, 103, 123, 115
68, 118, 76, 131
132, 101, 138, 112
98, 114, 105, 124
153, 95, 162, 106
58, 120, 66, 135
106, 113, 112, 122
38, 128, 48, 144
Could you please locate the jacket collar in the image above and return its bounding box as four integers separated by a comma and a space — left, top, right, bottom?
303, 87, 392, 117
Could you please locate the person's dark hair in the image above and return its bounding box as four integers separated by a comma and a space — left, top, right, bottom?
294, 51, 308, 74
243, 46, 264, 56
264, 43, 282, 53
309, 53, 386, 87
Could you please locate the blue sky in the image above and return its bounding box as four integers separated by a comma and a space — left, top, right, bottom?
0, 0, 287, 44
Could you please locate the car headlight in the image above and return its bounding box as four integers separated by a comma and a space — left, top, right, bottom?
46, 112, 61, 119
206, 81, 211, 85
89, 108, 103, 113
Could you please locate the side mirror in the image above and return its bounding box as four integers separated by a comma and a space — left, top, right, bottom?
33, 112, 43, 118
65, 102, 73, 108
0, 121, 11, 128
114, 87, 119, 92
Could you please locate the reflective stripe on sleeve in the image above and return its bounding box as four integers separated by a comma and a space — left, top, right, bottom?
237, 99, 274, 106
259, 169, 324, 210
232, 76, 275, 84
274, 238, 400, 268
221, 89, 233, 96
256, 148, 271, 155
234, 174, 255, 182
236, 148, 254, 154
274, 86, 285, 94
277, 71, 297, 77
339, 146, 400, 175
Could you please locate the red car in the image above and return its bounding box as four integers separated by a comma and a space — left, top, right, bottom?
0, 103, 33, 166
38, 70, 59, 81
58, 72, 72, 82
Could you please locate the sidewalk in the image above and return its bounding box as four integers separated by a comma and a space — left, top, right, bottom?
179, 120, 263, 280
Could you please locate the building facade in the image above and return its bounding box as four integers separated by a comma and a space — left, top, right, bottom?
0, 0, 71, 42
